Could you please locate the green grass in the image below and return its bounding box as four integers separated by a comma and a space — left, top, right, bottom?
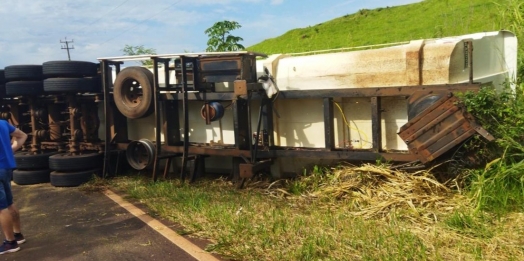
101, 172, 524, 261
248, 0, 517, 55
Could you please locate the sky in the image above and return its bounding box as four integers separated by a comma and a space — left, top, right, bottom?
0, 0, 421, 68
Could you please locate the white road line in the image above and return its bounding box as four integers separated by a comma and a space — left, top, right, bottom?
104, 189, 220, 261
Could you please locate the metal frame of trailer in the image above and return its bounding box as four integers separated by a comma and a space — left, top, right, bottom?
98, 46, 491, 186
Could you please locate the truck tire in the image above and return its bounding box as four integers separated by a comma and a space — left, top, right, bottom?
49, 152, 104, 171
5, 81, 44, 96
43, 61, 98, 78
43, 77, 100, 93
113, 67, 154, 119
4, 65, 43, 81
15, 151, 57, 170
13, 169, 51, 185
50, 169, 99, 187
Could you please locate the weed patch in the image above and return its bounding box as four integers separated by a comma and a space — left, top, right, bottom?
104, 164, 524, 260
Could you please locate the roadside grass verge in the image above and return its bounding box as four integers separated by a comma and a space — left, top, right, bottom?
103, 164, 524, 261
248, 0, 512, 55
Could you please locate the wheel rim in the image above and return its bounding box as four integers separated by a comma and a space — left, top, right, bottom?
126, 139, 156, 170
121, 79, 144, 109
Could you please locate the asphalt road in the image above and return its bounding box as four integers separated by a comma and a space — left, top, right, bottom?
0, 183, 222, 261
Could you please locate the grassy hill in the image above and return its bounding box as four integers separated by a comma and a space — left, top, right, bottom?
247, 0, 522, 55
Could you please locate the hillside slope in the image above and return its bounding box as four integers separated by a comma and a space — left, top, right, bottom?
247, 0, 518, 54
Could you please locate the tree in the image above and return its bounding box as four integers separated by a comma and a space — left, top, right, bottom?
204, 20, 245, 52
121, 45, 157, 66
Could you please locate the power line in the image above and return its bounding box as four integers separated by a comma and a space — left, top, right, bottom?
60, 37, 75, 60
72, 0, 132, 36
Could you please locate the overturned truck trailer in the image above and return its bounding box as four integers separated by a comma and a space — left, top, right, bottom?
98, 30, 517, 183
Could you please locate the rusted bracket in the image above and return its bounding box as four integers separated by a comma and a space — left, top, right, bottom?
234, 80, 264, 97
468, 120, 495, 142
239, 159, 272, 178
203, 102, 212, 125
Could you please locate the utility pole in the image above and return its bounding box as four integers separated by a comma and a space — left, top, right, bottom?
60, 37, 74, 61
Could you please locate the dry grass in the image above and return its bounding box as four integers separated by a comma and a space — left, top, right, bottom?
106, 164, 524, 260
266, 164, 459, 221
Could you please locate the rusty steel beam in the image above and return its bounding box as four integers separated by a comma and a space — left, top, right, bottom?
101, 60, 112, 178
28, 98, 40, 153
188, 155, 206, 182
233, 96, 249, 150
67, 95, 81, 154
117, 143, 420, 162
167, 83, 481, 101
258, 149, 418, 162
371, 97, 382, 153
272, 83, 481, 99
108, 101, 128, 143
467, 41, 474, 83
323, 98, 335, 150
262, 99, 274, 148
152, 58, 163, 181
163, 100, 181, 146
47, 103, 63, 141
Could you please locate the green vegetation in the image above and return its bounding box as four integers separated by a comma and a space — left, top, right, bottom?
121, 44, 157, 66
205, 20, 245, 52
496, 0, 524, 80
248, 0, 518, 55
91, 0, 524, 260
459, 85, 524, 214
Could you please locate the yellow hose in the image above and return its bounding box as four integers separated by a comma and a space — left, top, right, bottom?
333, 101, 371, 148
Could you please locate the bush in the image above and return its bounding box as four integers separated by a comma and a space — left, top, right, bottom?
459, 68, 524, 213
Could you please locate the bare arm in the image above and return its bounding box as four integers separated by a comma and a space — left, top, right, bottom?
11, 129, 28, 152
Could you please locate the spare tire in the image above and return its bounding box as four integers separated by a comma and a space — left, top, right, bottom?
43, 61, 98, 78
4, 65, 43, 81
44, 77, 100, 93
113, 67, 154, 119
5, 81, 44, 96
49, 152, 104, 171
13, 169, 51, 185
15, 151, 58, 170
50, 169, 99, 187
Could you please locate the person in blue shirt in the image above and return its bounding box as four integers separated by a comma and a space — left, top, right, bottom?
0, 120, 27, 255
